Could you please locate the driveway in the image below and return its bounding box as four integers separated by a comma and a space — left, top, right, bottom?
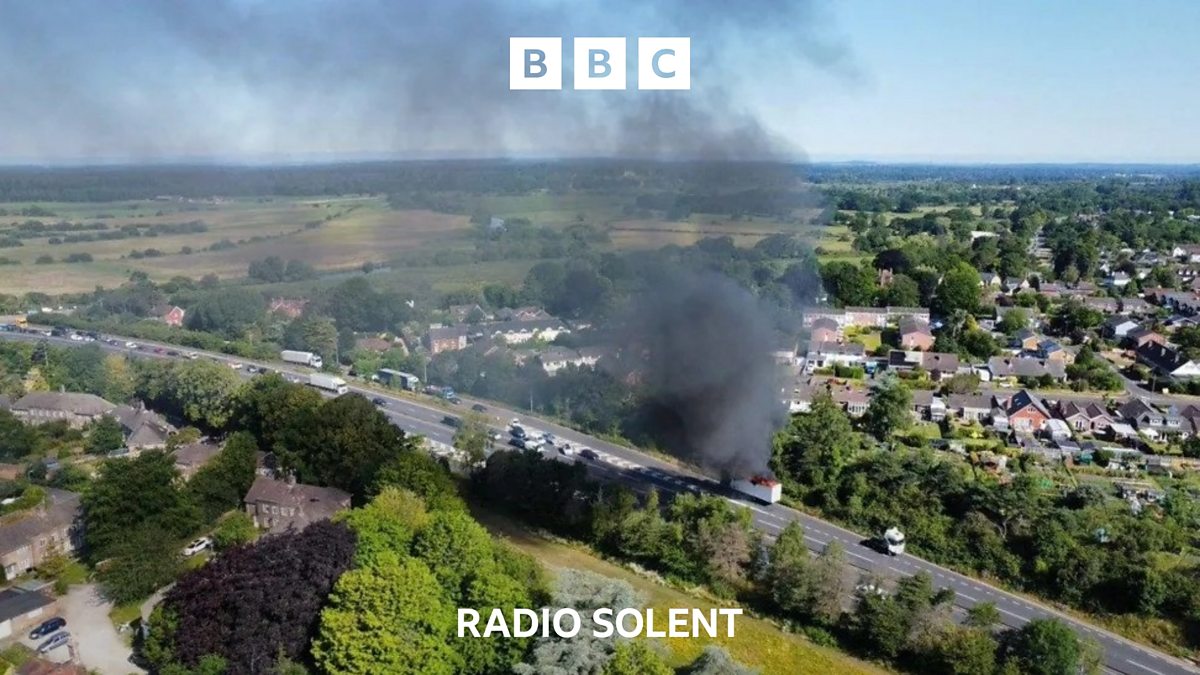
20, 584, 142, 674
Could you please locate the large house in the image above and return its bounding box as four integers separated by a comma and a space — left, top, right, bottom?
427, 325, 469, 354
1135, 342, 1200, 379
113, 403, 175, 450
898, 317, 934, 351
0, 489, 80, 580
244, 476, 351, 535
10, 392, 115, 428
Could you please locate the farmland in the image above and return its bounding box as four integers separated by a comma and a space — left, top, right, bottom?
0, 192, 834, 295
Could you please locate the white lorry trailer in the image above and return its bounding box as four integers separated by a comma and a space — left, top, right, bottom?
281, 350, 323, 368
308, 373, 348, 395
730, 476, 782, 504
883, 527, 906, 556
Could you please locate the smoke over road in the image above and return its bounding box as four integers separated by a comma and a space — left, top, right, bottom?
615, 271, 787, 477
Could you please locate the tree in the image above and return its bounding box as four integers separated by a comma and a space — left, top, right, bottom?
0, 409, 37, 460
151, 521, 356, 673
168, 359, 242, 429
771, 395, 859, 498
604, 641, 672, 675
927, 626, 998, 675
684, 646, 757, 675
933, 262, 981, 316
820, 261, 877, 307
340, 487, 431, 566
184, 288, 265, 337
863, 377, 913, 440
96, 524, 182, 604
766, 522, 814, 617
373, 451, 463, 512
231, 373, 323, 452
964, 602, 1001, 629
453, 412, 492, 468
996, 308, 1030, 336
86, 415, 125, 454
879, 273, 921, 307
1002, 619, 1082, 675
81, 451, 201, 562
186, 432, 258, 520
412, 510, 495, 601
311, 556, 460, 675
211, 512, 257, 551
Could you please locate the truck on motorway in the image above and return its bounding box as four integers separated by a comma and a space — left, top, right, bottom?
883, 527, 906, 556
377, 368, 420, 391
308, 373, 348, 395
730, 476, 782, 504
281, 350, 323, 369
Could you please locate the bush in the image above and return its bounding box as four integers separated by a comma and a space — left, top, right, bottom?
211, 512, 257, 551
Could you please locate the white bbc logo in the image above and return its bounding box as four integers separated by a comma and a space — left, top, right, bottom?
509, 37, 690, 91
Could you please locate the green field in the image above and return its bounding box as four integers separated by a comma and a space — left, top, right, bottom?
474, 509, 890, 675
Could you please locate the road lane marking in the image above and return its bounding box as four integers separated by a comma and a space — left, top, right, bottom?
1126, 660, 1168, 675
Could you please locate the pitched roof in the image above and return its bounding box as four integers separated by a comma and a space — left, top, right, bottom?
0, 489, 79, 557
174, 442, 221, 468
1059, 400, 1110, 420
12, 392, 114, 416
807, 340, 865, 356
988, 356, 1066, 379
921, 352, 959, 372
898, 316, 931, 336
1006, 390, 1050, 417
0, 588, 55, 623
948, 393, 993, 410
428, 325, 468, 340
1137, 342, 1196, 374
810, 317, 840, 332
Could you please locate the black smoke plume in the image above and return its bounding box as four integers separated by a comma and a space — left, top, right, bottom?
615, 270, 787, 477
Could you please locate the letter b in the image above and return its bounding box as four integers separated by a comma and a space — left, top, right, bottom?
574, 38, 626, 90
510, 37, 562, 90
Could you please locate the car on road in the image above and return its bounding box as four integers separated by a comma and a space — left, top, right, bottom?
184, 351, 198, 359
29, 617, 66, 640
579, 448, 599, 461
558, 442, 576, 456
471, 403, 487, 412
183, 537, 212, 557
124, 341, 138, 350
37, 631, 69, 654
371, 397, 388, 407
153, 347, 165, 354
166, 350, 179, 356
441, 415, 462, 429
228, 362, 242, 369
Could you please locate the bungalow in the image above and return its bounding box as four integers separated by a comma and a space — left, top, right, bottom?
1135, 342, 1200, 379
539, 347, 603, 375
805, 340, 866, 372
447, 304, 488, 323
1105, 272, 1132, 289
1004, 390, 1052, 433
948, 393, 993, 422
1119, 397, 1165, 429
482, 319, 568, 345
831, 388, 870, 417
1161, 292, 1200, 315
244, 476, 351, 535
494, 306, 552, 322
898, 317, 935, 351
1004, 277, 1030, 293
1101, 315, 1139, 340
910, 390, 947, 422
1037, 339, 1073, 364
980, 272, 1002, 287
1057, 400, 1113, 433
10, 392, 115, 428
1173, 244, 1200, 263
1120, 297, 1153, 315
809, 317, 841, 343
1082, 296, 1120, 314
988, 356, 1067, 382
268, 297, 308, 319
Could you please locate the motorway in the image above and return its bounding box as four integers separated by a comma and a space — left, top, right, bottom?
3, 329, 1197, 675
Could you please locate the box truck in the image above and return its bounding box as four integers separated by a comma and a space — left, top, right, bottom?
308, 373, 348, 395
377, 368, 420, 391
281, 350, 323, 369
730, 476, 782, 504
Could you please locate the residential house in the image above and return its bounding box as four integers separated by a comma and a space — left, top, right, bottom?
482, 319, 568, 345
268, 297, 308, 319
1004, 390, 1052, 433
898, 317, 935, 351
538, 347, 603, 375
831, 388, 870, 417
0, 489, 80, 580
0, 587, 57, 640
244, 476, 351, 535
1045, 418, 1073, 442
1160, 292, 1200, 315
801, 308, 847, 329
988, 356, 1067, 382
112, 402, 175, 450
427, 325, 469, 354
1037, 339, 1073, 364
1012, 329, 1040, 352
10, 392, 115, 428
789, 381, 816, 413
910, 390, 947, 422
1135, 342, 1200, 379
1126, 327, 1165, 349
1057, 400, 1113, 433
1173, 244, 1200, 263
1101, 315, 1139, 340
493, 306, 551, 322
1105, 272, 1132, 289
805, 341, 866, 372
809, 317, 841, 343
889, 350, 960, 380
844, 306, 888, 329
447, 304, 488, 323
159, 305, 185, 327
949, 393, 993, 422
980, 272, 1002, 288
1082, 296, 1120, 314
800, 307, 930, 330
1120, 398, 1166, 430
1121, 297, 1153, 315
173, 442, 222, 480
1003, 277, 1030, 294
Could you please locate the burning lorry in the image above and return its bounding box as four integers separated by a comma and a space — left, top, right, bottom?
729, 476, 782, 504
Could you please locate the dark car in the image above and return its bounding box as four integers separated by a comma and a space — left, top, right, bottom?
166, 350, 180, 357
372, 397, 388, 407
153, 347, 165, 354
579, 449, 599, 461
29, 617, 65, 640
471, 403, 487, 412
441, 415, 462, 428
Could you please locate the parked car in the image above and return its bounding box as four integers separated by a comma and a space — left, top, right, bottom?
29, 617, 65, 640
471, 403, 487, 412
183, 537, 212, 557
37, 631, 69, 654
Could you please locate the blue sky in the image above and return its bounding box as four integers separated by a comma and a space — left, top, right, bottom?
0, 0, 1195, 164
778, 1, 1200, 162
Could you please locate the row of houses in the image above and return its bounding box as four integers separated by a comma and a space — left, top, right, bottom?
428, 317, 571, 354
801, 306, 930, 330
802, 339, 1069, 384
6, 393, 176, 449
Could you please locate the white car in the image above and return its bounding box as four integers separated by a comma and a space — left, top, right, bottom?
228, 362, 243, 370
124, 341, 138, 349
184, 351, 198, 360
183, 537, 212, 557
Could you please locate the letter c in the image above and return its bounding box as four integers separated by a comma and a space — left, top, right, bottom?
652, 49, 675, 78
